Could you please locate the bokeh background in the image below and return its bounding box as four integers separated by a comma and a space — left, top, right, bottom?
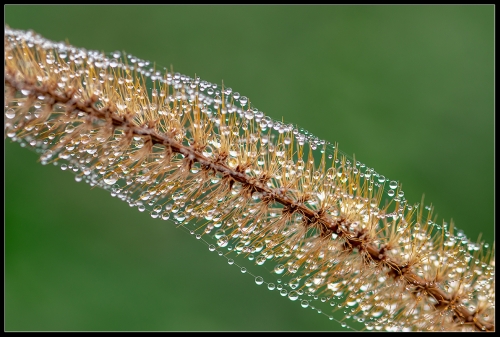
5, 5, 494, 331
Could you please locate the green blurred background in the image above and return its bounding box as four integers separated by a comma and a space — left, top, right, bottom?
5, 5, 494, 331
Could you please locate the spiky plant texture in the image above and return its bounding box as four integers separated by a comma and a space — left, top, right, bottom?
4, 27, 494, 332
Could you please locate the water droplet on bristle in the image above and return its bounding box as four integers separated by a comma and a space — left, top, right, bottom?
103, 173, 118, 185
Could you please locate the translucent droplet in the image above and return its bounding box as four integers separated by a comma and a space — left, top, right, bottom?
288, 291, 299, 301
289, 278, 299, 289
217, 235, 229, 247
387, 189, 395, 197
274, 264, 285, 274
161, 212, 170, 220
244, 110, 254, 120
103, 173, 118, 185
80, 134, 91, 144
256, 256, 266, 265
46, 54, 55, 64
389, 180, 398, 189
5, 108, 16, 119
267, 283, 276, 291
240, 267, 247, 273
280, 289, 288, 296
227, 259, 234, 265
255, 276, 264, 285
208, 244, 216, 252
301, 300, 309, 308
65, 124, 76, 133
174, 212, 186, 222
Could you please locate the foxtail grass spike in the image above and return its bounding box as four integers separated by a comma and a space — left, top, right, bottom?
4, 27, 494, 332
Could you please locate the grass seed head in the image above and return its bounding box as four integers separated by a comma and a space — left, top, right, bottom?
4, 27, 494, 332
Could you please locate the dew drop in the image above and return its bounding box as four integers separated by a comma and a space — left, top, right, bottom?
103, 173, 118, 185
389, 180, 398, 189
288, 278, 299, 289
274, 264, 285, 274
244, 110, 254, 120
217, 235, 229, 247
46, 54, 55, 64
288, 291, 299, 301
301, 300, 309, 308
65, 124, 76, 133
174, 212, 186, 222
267, 283, 276, 291
208, 244, 216, 252
80, 134, 91, 144
5, 108, 16, 119
256, 256, 266, 265
255, 276, 264, 285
